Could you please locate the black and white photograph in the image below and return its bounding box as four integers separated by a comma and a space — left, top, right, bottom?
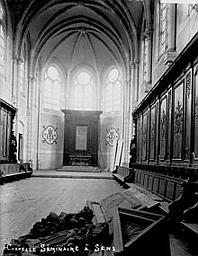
0, 0, 198, 255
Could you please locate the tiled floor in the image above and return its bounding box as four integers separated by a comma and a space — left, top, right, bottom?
0, 177, 124, 254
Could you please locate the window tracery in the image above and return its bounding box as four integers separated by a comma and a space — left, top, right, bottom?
43, 65, 62, 110
71, 71, 94, 110
188, 4, 198, 16
104, 68, 121, 112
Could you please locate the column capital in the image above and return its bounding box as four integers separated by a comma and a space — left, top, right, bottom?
17, 58, 24, 65
11, 96, 17, 106
12, 55, 22, 64
28, 76, 36, 82
130, 58, 139, 68
143, 81, 152, 93
123, 77, 130, 84
143, 28, 153, 39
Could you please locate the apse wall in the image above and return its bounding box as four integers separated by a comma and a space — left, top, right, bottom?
37, 28, 126, 170
38, 110, 64, 170
99, 113, 123, 171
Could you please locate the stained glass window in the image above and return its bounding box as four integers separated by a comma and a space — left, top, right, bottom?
71, 71, 93, 110
104, 68, 121, 112
43, 66, 62, 110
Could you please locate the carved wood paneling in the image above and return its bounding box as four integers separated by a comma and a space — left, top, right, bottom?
167, 89, 172, 160
133, 64, 198, 172
0, 100, 16, 163
184, 71, 192, 161
136, 115, 142, 162
159, 96, 167, 160
194, 67, 198, 159
155, 102, 159, 160
142, 112, 148, 161
133, 168, 183, 201
150, 105, 156, 160
173, 80, 184, 159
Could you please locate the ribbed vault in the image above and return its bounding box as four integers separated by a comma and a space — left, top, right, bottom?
6, 0, 145, 75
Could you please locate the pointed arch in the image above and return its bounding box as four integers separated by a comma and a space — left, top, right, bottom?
69, 63, 97, 110
102, 64, 123, 113
42, 62, 64, 110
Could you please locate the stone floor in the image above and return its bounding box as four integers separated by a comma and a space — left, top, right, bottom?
0, 175, 197, 256
0, 177, 124, 254
33, 170, 113, 179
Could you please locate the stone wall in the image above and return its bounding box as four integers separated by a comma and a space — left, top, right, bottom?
38, 110, 64, 170
99, 113, 123, 171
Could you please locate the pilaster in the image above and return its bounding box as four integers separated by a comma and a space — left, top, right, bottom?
164, 4, 177, 66
130, 58, 139, 107
144, 29, 152, 92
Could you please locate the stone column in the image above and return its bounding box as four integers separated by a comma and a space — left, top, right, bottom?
16, 58, 24, 102
130, 59, 139, 107
144, 29, 152, 92
11, 56, 19, 106
26, 76, 37, 168
165, 4, 177, 65
11, 56, 23, 139
167, 4, 176, 51
128, 65, 135, 165
122, 74, 133, 166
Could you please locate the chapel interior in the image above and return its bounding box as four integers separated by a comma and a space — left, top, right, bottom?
0, 0, 198, 256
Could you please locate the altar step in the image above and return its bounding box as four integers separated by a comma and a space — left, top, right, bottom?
57, 166, 101, 172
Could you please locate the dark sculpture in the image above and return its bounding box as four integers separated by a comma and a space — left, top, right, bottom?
20, 163, 33, 173
0, 168, 5, 184
9, 131, 17, 163
129, 136, 136, 168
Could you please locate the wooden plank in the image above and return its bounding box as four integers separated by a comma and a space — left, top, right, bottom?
86, 201, 107, 224
113, 174, 125, 183
118, 208, 163, 221
100, 192, 143, 220
123, 187, 160, 209
181, 222, 198, 235
112, 208, 123, 254
111, 207, 169, 256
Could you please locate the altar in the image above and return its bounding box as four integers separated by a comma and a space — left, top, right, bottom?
62, 110, 102, 166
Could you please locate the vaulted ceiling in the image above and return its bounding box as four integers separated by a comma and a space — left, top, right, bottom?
6, 0, 146, 74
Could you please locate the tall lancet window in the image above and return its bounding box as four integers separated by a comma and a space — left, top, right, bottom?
104, 68, 121, 112
159, 1, 167, 55
43, 65, 62, 110
0, 4, 5, 77
71, 71, 94, 110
